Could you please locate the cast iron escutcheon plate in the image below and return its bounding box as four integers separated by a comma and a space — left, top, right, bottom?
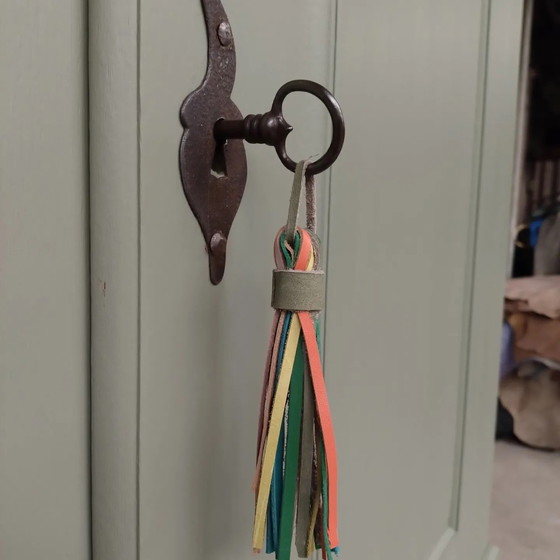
179, 0, 247, 285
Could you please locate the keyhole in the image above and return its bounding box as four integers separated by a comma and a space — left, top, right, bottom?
211, 141, 227, 178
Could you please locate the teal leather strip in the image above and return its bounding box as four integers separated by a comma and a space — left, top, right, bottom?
320, 441, 333, 560
267, 311, 292, 554
280, 230, 301, 269
277, 338, 305, 560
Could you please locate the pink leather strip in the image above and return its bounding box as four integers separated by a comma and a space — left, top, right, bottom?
256, 310, 280, 454
253, 311, 285, 491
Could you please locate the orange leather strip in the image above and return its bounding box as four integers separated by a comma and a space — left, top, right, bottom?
293, 229, 338, 549
298, 312, 338, 549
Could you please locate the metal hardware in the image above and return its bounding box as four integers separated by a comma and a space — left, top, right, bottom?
179, 0, 345, 284
214, 80, 345, 175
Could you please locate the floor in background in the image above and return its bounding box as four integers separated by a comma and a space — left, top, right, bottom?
490, 441, 560, 560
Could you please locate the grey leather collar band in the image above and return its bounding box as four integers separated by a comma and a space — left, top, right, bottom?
272, 269, 325, 311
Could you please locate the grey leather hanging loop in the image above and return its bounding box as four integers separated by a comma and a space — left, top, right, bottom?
285, 159, 311, 244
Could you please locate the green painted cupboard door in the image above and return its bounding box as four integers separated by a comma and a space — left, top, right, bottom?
1, 2, 523, 559
329, 1, 523, 559
0, 1, 90, 559
90, 2, 524, 560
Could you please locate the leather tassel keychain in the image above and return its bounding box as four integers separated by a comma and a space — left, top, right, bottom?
253, 160, 339, 560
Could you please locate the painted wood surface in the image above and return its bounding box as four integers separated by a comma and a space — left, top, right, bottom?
329, 1, 523, 558
0, 1, 90, 559
89, 1, 524, 559
90, 1, 335, 559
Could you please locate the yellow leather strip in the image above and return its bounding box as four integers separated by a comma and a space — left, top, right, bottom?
252, 315, 302, 550
253, 312, 286, 492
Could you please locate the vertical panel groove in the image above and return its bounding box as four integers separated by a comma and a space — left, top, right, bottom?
449, 0, 492, 531
85, 0, 93, 556
136, 0, 142, 558
452, 1, 525, 557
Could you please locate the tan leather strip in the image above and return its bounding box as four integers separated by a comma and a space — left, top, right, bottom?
295, 358, 314, 557
307, 463, 321, 556
272, 269, 325, 311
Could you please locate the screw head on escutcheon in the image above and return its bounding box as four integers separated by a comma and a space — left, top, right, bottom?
209, 232, 228, 284
217, 22, 232, 46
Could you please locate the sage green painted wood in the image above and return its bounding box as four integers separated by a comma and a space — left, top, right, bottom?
90, 1, 335, 559
483, 545, 500, 560
453, 1, 525, 558
509, 0, 534, 276
327, 1, 523, 559
329, 1, 485, 556
89, 1, 140, 560
0, 2, 90, 559
89, 0, 523, 559
139, 3, 334, 558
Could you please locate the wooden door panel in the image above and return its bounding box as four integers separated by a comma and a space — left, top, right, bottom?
90, 1, 524, 559
1, 2, 90, 559
328, 1, 523, 559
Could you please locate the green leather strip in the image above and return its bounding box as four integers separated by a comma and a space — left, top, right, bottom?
272, 270, 325, 311
278, 338, 305, 560
280, 230, 301, 269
